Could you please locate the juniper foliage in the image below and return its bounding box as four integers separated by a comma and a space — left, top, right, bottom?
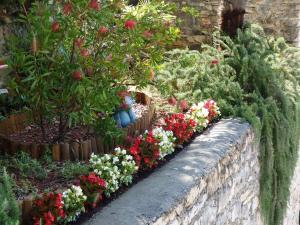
156, 24, 300, 225
0, 168, 19, 225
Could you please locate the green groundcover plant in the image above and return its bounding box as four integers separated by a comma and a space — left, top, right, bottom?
156, 24, 300, 225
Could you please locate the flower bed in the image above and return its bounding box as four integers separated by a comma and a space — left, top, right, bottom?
0, 93, 154, 162
16, 99, 220, 225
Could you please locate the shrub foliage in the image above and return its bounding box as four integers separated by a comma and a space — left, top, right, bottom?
156, 24, 300, 225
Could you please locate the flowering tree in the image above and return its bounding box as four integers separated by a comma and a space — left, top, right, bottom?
7, 0, 179, 142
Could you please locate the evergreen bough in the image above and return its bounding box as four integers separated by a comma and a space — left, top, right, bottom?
156, 24, 300, 225
0, 168, 19, 225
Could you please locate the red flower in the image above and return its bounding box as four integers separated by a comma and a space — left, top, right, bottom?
43, 212, 55, 225
179, 100, 188, 111
142, 30, 153, 39
98, 26, 108, 36
168, 96, 177, 106
74, 38, 84, 48
80, 49, 90, 57
163, 113, 196, 144
71, 70, 83, 81
51, 21, 60, 32
89, 0, 100, 11
211, 59, 218, 65
124, 20, 136, 30
62, 3, 72, 15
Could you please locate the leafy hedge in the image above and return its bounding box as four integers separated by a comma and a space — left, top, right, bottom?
156, 24, 300, 225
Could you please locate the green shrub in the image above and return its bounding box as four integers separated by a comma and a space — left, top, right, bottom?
60, 161, 90, 180
156, 24, 300, 225
0, 168, 19, 225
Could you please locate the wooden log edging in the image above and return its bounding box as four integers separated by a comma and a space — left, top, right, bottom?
0, 92, 155, 161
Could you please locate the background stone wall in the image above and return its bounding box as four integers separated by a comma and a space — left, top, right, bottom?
245, 0, 300, 47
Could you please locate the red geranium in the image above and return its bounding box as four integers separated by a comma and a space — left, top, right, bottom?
129, 132, 160, 169
163, 113, 196, 144
79, 172, 106, 208
32, 192, 65, 225
124, 20, 136, 30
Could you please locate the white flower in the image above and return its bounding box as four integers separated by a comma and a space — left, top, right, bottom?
152, 127, 176, 159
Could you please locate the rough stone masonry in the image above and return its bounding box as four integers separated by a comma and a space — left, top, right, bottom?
83, 119, 264, 225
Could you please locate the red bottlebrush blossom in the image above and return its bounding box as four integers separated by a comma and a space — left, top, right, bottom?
71, 70, 82, 81
98, 26, 108, 36
124, 20, 136, 30
62, 3, 72, 15
179, 100, 188, 111
32, 192, 65, 225
142, 30, 153, 39
51, 21, 60, 32
74, 38, 84, 48
89, 0, 100, 11
163, 113, 196, 144
129, 132, 160, 169
211, 59, 218, 65
80, 49, 90, 57
168, 96, 177, 106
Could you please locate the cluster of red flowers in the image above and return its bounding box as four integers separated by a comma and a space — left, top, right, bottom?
163, 113, 196, 144
79, 172, 106, 208
79, 172, 106, 194
130, 132, 160, 169
32, 193, 65, 225
204, 100, 218, 121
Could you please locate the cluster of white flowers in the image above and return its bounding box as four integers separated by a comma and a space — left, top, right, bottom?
152, 127, 176, 159
114, 147, 137, 185
90, 148, 137, 196
187, 102, 210, 131
90, 153, 120, 196
62, 185, 87, 222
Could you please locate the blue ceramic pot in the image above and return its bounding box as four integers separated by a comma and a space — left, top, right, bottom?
119, 110, 131, 128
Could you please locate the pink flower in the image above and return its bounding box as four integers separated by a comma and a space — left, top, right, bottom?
142, 30, 153, 39
168, 97, 177, 106
105, 53, 113, 62
124, 20, 136, 30
51, 21, 60, 32
89, 0, 100, 11
211, 59, 218, 65
98, 26, 108, 36
62, 3, 72, 15
80, 49, 90, 57
179, 100, 188, 111
74, 38, 84, 48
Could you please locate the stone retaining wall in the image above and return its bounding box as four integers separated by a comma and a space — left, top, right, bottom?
83, 119, 264, 225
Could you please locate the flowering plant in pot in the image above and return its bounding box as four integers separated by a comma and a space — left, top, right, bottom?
79, 172, 106, 208
7, 0, 179, 143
